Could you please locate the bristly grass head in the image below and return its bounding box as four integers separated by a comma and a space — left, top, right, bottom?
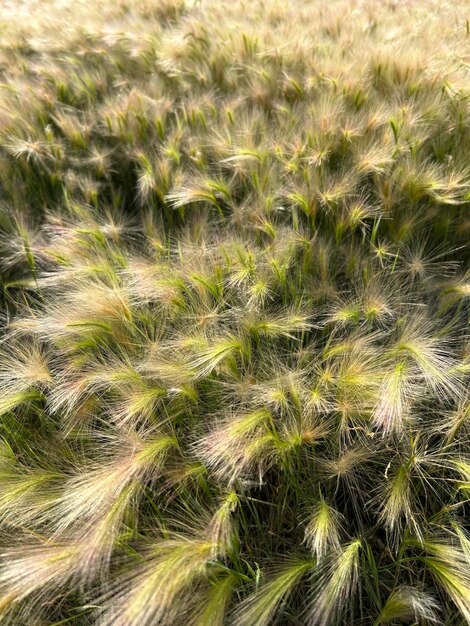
0, 0, 469, 624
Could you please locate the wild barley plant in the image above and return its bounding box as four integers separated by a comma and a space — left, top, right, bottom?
0, 0, 469, 624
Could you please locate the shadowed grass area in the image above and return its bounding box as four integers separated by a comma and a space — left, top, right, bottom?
0, 0, 469, 624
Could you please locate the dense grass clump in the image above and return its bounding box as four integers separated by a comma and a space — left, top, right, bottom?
0, 0, 469, 624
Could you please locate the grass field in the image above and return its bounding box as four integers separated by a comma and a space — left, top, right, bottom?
0, 0, 469, 624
